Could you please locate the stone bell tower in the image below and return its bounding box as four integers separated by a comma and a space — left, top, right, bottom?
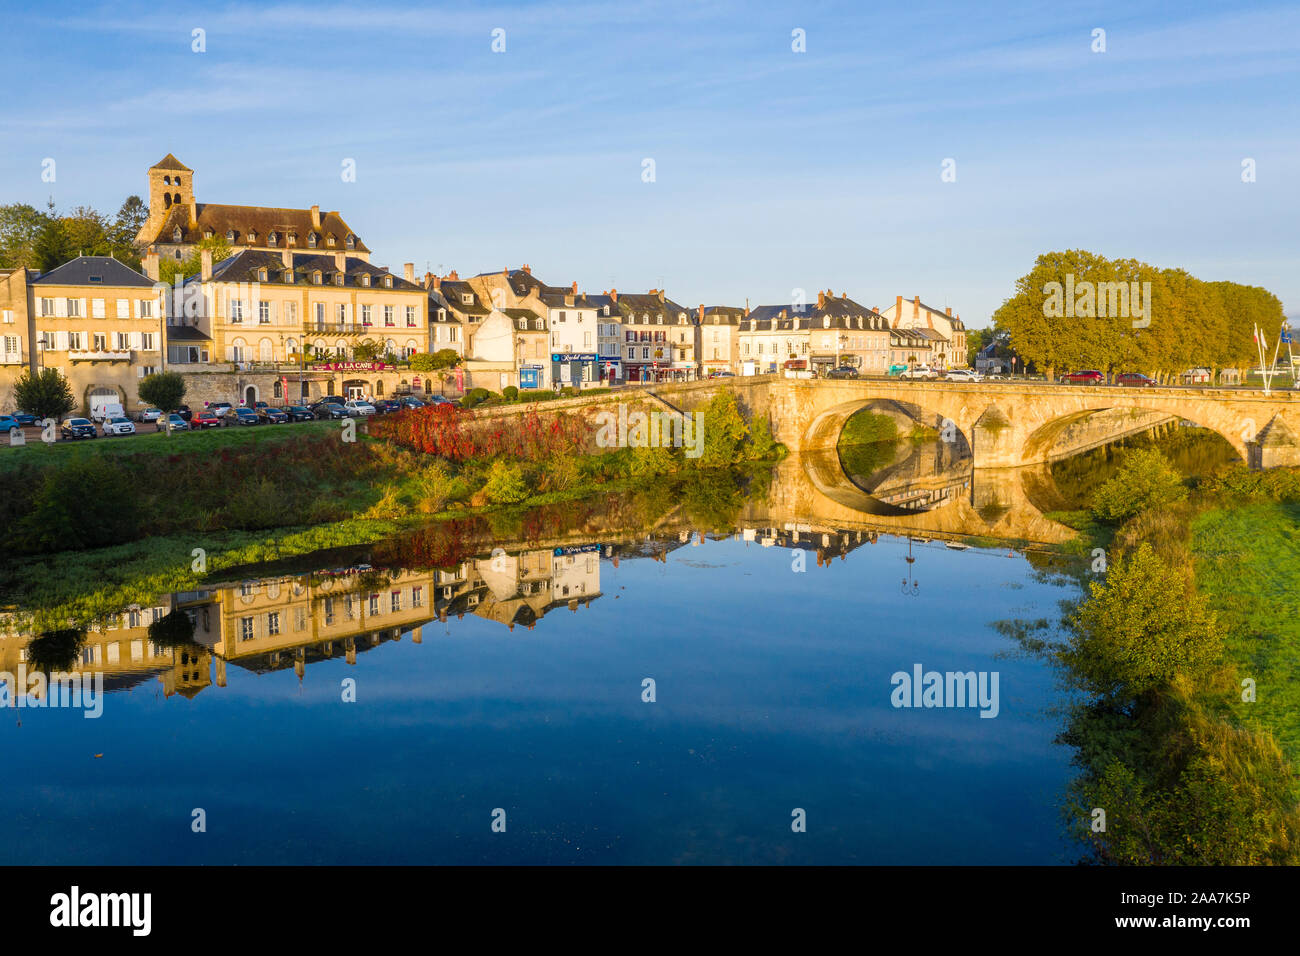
137, 153, 196, 245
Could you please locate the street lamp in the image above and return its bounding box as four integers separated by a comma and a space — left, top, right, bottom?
901, 537, 920, 596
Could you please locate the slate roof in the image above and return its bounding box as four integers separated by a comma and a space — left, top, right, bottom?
435, 281, 490, 315
616, 292, 693, 324
745, 295, 889, 330
33, 256, 155, 288
192, 250, 421, 291
151, 153, 191, 172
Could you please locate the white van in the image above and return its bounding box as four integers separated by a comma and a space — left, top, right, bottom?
89, 399, 125, 422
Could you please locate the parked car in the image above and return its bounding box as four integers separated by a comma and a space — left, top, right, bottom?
101, 416, 136, 437
398, 396, 427, 409
223, 407, 261, 426
89, 399, 125, 423
11, 411, 37, 427
260, 406, 290, 424
135, 406, 163, 423
158, 413, 190, 432
191, 411, 223, 429
345, 399, 377, 416
61, 417, 97, 440
708, 370, 735, 379
825, 366, 860, 379
900, 365, 939, 381
207, 402, 233, 418
0, 415, 20, 437
425, 395, 456, 406
944, 368, 983, 383
285, 405, 316, 422
1062, 370, 1105, 385
1114, 372, 1156, 388
374, 399, 401, 414
176, 404, 193, 422
312, 395, 347, 409
314, 402, 350, 420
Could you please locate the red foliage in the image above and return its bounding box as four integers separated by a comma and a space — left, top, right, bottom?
371, 405, 589, 463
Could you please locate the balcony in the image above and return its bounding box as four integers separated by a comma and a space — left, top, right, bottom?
310, 323, 384, 335
69, 350, 133, 363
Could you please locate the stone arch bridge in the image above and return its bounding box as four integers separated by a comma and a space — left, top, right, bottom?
764, 379, 1300, 469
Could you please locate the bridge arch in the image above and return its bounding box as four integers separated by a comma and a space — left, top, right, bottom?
803, 397, 974, 458
1020, 403, 1249, 465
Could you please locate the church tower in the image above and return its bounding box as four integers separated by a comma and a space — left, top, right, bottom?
137, 154, 195, 246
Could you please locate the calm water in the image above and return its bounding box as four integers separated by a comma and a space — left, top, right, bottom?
0, 423, 1237, 865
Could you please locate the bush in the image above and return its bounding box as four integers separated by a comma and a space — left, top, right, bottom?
1091, 448, 1188, 523
482, 460, 530, 504
1200, 464, 1300, 502
747, 413, 780, 460
16, 457, 141, 552
461, 388, 490, 409
698, 392, 749, 467
502, 386, 519, 401
1063, 543, 1222, 698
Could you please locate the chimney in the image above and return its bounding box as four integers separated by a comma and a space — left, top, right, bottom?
432, 274, 441, 289
143, 247, 159, 281
609, 288, 618, 303
571, 280, 578, 294
502, 267, 509, 277
402, 262, 414, 282
310, 205, 321, 229
913, 295, 920, 319
281, 247, 293, 269
698, 304, 704, 321
841, 292, 846, 299
200, 248, 213, 281
522, 264, 531, 274
449, 270, 459, 280
656, 289, 665, 303
817, 291, 825, 310
945, 307, 952, 316
895, 294, 903, 315
335, 251, 347, 273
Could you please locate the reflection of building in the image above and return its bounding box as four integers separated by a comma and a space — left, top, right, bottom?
0, 599, 212, 699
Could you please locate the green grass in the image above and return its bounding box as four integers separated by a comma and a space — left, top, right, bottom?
0, 419, 341, 475
1192, 501, 1300, 762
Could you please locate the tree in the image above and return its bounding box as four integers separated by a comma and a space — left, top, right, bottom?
353, 340, 382, 362
431, 348, 460, 369
138, 372, 187, 434
32, 215, 73, 272
1090, 448, 1188, 523
13, 368, 75, 421
0, 203, 49, 269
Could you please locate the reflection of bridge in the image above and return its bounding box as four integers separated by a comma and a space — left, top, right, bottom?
766, 379, 1300, 468
756, 454, 1075, 545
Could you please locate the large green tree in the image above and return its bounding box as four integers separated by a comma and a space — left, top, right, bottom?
13, 368, 76, 421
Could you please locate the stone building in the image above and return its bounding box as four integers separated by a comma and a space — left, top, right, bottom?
134, 154, 370, 265
741, 291, 890, 374
614, 289, 696, 382
878, 295, 967, 368
0, 256, 166, 415
696, 305, 745, 376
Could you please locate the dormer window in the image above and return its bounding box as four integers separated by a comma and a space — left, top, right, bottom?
361, 274, 371, 287
383, 276, 392, 288
518, 319, 527, 330
334, 273, 344, 286
345, 235, 356, 249
312, 271, 322, 284
172, 227, 182, 242
326, 234, 336, 248
284, 270, 294, 283
258, 268, 268, 281
461, 294, 472, 305
204, 229, 214, 239
226, 230, 235, 241
269, 231, 278, 244
438, 309, 446, 321
288, 232, 297, 247
307, 233, 318, 248
248, 231, 258, 244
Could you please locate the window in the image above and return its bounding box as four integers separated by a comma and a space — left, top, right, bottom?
230, 299, 244, 322
226, 230, 235, 241
258, 268, 267, 281
361, 274, 370, 287
116, 299, 129, 318
390, 590, 401, 612
307, 233, 318, 248
92, 299, 105, 318
324, 597, 334, 625
334, 273, 344, 286
267, 612, 280, 636
137, 299, 153, 319
406, 306, 416, 326
294, 607, 307, 631
66, 298, 82, 317
141, 332, 155, 350
336, 304, 347, 324
312, 272, 322, 285
240, 617, 254, 641
361, 305, 372, 326
384, 306, 394, 326
285, 302, 296, 323
369, 593, 379, 615
626, 346, 635, 359
461, 294, 473, 305
314, 303, 325, 325
259, 301, 270, 324
67, 331, 83, 350
327, 235, 336, 247
412, 586, 423, 608
92, 333, 106, 351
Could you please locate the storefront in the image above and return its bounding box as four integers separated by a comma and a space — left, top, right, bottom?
599, 358, 622, 384
519, 365, 544, 390
551, 353, 600, 388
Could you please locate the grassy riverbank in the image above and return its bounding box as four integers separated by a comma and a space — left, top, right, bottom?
1033, 452, 1300, 864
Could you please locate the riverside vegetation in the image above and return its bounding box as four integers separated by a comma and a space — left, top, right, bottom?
1011, 446, 1300, 864
0, 394, 782, 628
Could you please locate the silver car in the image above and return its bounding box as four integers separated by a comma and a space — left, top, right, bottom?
102, 416, 137, 437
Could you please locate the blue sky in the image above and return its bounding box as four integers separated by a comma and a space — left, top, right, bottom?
2, 0, 1296, 325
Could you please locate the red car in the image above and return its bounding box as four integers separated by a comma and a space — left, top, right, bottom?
1114, 372, 1156, 387
191, 411, 223, 429
1062, 370, 1104, 384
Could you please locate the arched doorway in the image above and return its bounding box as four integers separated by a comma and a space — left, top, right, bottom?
243, 385, 258, 407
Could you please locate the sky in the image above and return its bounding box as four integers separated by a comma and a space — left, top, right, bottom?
1, 0, 1296, 326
